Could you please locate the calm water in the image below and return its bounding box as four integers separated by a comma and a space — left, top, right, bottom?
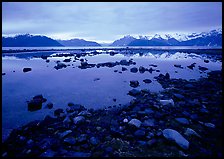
2, 49, 222, 142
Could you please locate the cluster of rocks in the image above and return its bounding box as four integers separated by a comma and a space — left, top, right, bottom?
78, 59, 136, 69
2, 70, 222, 157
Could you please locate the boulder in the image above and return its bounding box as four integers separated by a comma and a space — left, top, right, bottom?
139, 66, 146, 73
122, 67, 128, 71
46, 102, 53, 109
90, 137, 99, 145
162, 129, 189, 150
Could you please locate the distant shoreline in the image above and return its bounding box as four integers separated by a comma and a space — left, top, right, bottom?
2, 47, 222, 55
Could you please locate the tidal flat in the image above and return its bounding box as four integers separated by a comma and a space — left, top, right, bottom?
2, 48, 222, 157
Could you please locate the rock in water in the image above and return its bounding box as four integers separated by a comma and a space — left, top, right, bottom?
130, 80, 139, 88
162, 129, 189, 150
130, 67, 138, 73
143, 79, 152, 83
128, 119, 142, 128
128, 89, 141, 96
23, 68, 32, 73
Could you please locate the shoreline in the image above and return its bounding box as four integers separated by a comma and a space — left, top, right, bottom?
2, 47, 222, 55
2, 70, 222, 157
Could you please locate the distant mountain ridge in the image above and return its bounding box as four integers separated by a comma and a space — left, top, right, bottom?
2, 34, 63, 47
57, 39, 101, 47
2, 28, 222, 47
111, 29, 222, 47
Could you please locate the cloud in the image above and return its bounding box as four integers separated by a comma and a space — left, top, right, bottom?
2, 2, 222, 42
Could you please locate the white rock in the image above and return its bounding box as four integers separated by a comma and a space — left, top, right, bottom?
163, 128, 189, 150
160, 99, 174, 106
128, 119, 142, 128
184, 128, 201, 138
123, 118, 128, 123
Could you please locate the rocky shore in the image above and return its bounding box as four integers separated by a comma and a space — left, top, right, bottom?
2, 69, 222, 157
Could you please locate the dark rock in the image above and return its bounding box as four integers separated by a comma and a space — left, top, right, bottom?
198, 66, 208, 72
63, 58, 71, 62
64, 137, 76, 145
149, 64, 157, 67
204, 59, 209, 63
77, 134, 87, 143
2, 73, 6, 75
147, 139, 157, 147
120, 59, 129, 65
139, 66, 146, 73
122, 67, 128, 71
130, 67, 138, 73
173, 93, 185, 100
40, 149, 56, 157
54, 62, 67, 70
90, 136, 99, 145
41, 55, 48, 60
66, 151, 91, 157
187, 63, 196, 70
114, 70, 118, 72
54, 108, 64, 117
46, 59, 50, 63
58, 130, 72, 139
46, 102, 53, 109
130, 80, 139, 88
94, 78, 100, 81
143, 79, 152, 83
134, 129, 146, 138
165, 73, 170, 80
23, 68, 32, 73
174, 64, 183, 69
27, 94, 46, 111
128, 89, 141, 96
68, 102, 75, 106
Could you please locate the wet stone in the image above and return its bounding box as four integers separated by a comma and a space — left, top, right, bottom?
128, 89, 141, 97
130, 67, 138, 73
134, 129, 146, 138
130, 80, 139, 88
128, 119, 142, 128
23, 68, 32, 73
143, 79, 152, 84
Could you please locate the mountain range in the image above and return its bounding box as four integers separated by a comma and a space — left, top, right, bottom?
2, 28, 222, 47
111, 28, 222, 46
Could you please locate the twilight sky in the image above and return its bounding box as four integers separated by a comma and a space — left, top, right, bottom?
2, 2, 222, 43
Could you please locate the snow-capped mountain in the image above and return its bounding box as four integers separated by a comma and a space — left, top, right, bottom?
2, 34, 63, 47
112, 29, 222, 46
110, 35, 137, 46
